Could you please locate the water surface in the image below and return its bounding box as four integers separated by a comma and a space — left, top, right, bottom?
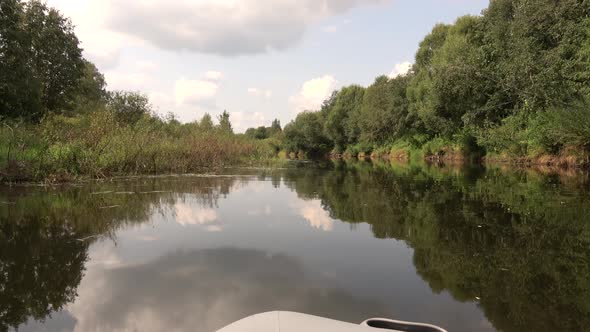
1, 162, 589, 332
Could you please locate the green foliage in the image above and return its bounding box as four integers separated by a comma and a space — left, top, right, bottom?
476, 112, 533, 156
199, 113, 214, 131
534, 100, 590, 150
409, 16, 490, 136
0, 0, 85, 120
245, 119, 283, 140
217, 110, 233, 134
0, 111, 278, 182
283, 112, 331, 155
324, 85, 365, 150
270, 118, 282, 134
360, 76, 398, 144
344, 142, 374, 157
71, 60, 107, 114
282, 0, 590, 162
107, 91, 153, 125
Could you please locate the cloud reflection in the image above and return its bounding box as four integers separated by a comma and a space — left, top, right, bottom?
64, 248, 386, 332
174, 203, 218, 226
293, 200, 334, 231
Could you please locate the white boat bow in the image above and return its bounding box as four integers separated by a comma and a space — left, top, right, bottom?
217, 311, 448, 332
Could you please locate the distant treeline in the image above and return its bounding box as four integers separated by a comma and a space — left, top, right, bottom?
280, 0, 590, 165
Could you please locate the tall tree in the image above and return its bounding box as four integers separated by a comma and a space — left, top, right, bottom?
23, 0, 84, 115
269, 118, 282, 136
0, 0, 41, 119
359, 76, 397, 144
217, 110, 233, 134
199, 113, 214, 131
71, 60, 108, 114
324, 85, 365, 151
284, 112, 331, 154
0, 0, 85, 120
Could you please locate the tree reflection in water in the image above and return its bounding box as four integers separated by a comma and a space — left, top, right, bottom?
1, 164, 589, 332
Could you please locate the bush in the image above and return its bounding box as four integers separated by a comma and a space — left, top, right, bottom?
344, 142, 373, 157
534, 101, 590, 151
476, 112, 533, 157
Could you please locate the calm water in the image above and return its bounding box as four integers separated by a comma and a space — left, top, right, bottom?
1, 161, 589, 332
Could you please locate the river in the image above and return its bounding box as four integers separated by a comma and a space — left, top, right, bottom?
1, 161, 589, 332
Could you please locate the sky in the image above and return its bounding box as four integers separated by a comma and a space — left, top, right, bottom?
46, 0, 490, 132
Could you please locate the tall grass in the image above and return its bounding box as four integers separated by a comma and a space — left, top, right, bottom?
0, 111, 278, 182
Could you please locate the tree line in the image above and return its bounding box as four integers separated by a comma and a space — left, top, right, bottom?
283, 0, 590, 163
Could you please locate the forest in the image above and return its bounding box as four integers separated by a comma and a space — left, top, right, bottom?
281, 0, 590, 166
1, 0, 590, 182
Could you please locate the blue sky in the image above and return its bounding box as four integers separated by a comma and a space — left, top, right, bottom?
48, 0, 489, 132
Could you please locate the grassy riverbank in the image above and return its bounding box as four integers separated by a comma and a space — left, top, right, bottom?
0, 112, 281, 183
330, 131, 590, 169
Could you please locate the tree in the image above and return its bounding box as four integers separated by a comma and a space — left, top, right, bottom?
0, 0, 84, 120
199, 113, 214, 131
107, 91, 152, 125
70, 60, 107, 114
254, 126, 268, 139
360, 76, 397, 144
217, 110, 233, 134
0, 0, 41, 120
284, 112, 331, 154
407, 17, 488, 137
23, 0, 84, 115
269, 119, 282, 136
324, 85, 365, 151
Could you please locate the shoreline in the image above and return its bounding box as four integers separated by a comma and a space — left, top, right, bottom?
328, 151, 590, 171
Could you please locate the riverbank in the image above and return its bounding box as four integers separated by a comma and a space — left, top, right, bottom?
326, 139, 590, 170
2, 111, 588, 184
0, 113, 282, 184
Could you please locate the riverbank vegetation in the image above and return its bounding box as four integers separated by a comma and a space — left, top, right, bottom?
282, 0, 590, 167
0, 0, 280, 182
2, 0, 590, 182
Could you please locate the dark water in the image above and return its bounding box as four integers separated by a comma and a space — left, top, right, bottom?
1, 161, 589, 332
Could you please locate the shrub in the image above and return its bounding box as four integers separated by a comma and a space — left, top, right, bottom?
534, 101, 590, 151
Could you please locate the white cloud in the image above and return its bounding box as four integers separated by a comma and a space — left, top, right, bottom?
175, 78, 219, 106
247, 88, 272, 99
148, 77, 220, 122
104, 72, 153, 90
135, 60, 159, 71
388, 61, 412, 79
230, 111, 267, 133
50, 0, 388, 57
292, 199, 334, 231
290, 75, 338, 113
149, 91, 175, 108
205, 71, 224, 81
47, 0, 136, 70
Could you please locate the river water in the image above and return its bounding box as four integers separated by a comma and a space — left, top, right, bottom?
1, 161, 589, 332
